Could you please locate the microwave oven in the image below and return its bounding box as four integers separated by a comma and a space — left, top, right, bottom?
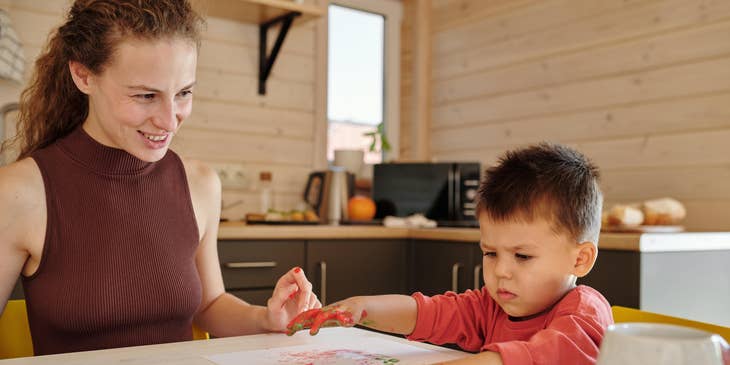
372, 162, 481, 227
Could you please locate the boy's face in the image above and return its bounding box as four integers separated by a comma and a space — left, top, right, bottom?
479, 213, 581, 318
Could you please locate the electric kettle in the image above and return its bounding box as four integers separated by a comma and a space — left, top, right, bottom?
303, 167, 355, 225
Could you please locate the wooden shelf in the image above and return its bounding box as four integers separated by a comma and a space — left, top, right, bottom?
193, 0, 324, 25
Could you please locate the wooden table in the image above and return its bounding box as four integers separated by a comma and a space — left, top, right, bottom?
1, 328, 469, 364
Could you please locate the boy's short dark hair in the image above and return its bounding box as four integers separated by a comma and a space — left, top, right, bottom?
476, 142, 603, 244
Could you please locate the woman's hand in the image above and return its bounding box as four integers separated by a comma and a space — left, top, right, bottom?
264, 267, 321, 332
286, 297, 371, 335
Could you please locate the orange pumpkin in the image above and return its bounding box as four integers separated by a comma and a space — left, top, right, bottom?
347, 196, 376, 221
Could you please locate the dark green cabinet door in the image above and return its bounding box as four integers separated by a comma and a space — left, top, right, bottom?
472, 245, 485, 291
306, 239, 409, 305
218, 240, 306, 306
411, 240, 477, 296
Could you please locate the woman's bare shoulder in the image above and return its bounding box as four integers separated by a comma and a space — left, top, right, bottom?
179, 158, 220, 196
0, 158, 45, 249
0, 158, 44, 206
179, 158, 221, 239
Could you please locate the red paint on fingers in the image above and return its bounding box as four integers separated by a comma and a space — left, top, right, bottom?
294, 267, 301, 273
309, 309, 354, 335
286, 308, 322, 336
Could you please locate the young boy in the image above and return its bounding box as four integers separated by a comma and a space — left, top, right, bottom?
289, 143, 613, 364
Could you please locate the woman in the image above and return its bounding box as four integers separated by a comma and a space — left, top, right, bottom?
0, 0, 320, 355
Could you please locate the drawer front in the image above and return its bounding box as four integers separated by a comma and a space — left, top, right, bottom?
218, 240, 305, 290
228, 289, 273, 306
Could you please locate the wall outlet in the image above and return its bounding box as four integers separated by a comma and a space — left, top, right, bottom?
214, 164, 250, 189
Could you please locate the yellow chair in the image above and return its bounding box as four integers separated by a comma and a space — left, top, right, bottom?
0, 299, 33, 359
192, 323, 210, 340
612, 305, 730, 342
1, 299, 209, 359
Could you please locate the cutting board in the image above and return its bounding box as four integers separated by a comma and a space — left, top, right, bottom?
601, 225, 685, 233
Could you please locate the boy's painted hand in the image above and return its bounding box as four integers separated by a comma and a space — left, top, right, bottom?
286, 300, 369, 335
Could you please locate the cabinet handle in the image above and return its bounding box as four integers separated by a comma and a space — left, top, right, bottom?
319, 261, 327, 305
451, 263, 462, 292
473, 264, 482, 290
224, 261, 277, 269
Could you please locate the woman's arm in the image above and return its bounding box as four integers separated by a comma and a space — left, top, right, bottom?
183, 159, 319, 336
0, 159, 45, 312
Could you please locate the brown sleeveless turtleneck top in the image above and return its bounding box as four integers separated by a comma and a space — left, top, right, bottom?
23, 127, 202, 355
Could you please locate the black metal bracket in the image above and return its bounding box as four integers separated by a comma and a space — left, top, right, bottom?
259, 12, 301, 95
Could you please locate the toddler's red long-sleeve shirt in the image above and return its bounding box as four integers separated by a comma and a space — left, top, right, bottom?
407, 285, 613, 365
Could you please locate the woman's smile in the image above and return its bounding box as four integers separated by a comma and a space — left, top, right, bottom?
137, 130, 171, 149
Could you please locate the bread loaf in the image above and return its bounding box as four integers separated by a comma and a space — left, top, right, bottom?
641, 198, 686, 225
607, 204, 644, 226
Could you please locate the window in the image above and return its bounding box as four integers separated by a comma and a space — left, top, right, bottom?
327, 0, 401, 165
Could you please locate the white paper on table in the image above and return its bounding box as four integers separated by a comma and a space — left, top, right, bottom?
204, 336, 463, 365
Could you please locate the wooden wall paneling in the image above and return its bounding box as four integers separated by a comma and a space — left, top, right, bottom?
665, 200, 730, 231
7, 7, 63, 47
188, 100, 314, 139
432, 57, 730, 129
196, 68, 314, 111
197, 40, 315, 83
430, 91, 730, 153
9, 0, 69, 14
573, 129, 730, 170
430, 0, 536, 34
433, 0, 730, 80
0, 83, 21, 105
206, 161, 313, 194
434, 19, 730, 105
601, 166, 730, 201
398, 0, 415, 160
410, 0, 431, 161
399, 76, 413, 158
433, 0, 629, 56
203, 17, 316, 56
312, 8, 327, 170
434, 128, 730, 172
172, 129, 313, 166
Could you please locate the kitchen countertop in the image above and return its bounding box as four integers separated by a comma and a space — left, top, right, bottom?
218, 222, 730, 252
2, 327, 468, 365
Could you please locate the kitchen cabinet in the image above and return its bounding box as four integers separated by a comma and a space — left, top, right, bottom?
410, 240, 483, 296
306, 239, 409, 305
218, 239, 305, 305
579, 249, 730, 326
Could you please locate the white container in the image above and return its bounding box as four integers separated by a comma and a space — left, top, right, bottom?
597, 323, 729, 365
333, 149, 364, 176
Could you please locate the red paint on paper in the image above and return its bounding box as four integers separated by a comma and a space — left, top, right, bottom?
277, 349, 400, 364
